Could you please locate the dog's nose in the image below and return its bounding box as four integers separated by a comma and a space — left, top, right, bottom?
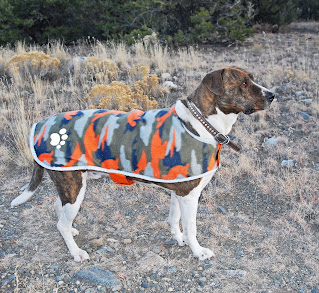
266, 91, 275, 103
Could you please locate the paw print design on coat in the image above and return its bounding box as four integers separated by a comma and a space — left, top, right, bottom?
50, 128, 68, 149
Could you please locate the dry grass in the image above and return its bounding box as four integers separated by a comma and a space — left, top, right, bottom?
0, 27, 319, 292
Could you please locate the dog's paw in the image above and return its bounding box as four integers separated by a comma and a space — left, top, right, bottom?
193, 246, 215, 260
172, 233, 186, 246
72, 228, 79, 237
73, 249, 90, 263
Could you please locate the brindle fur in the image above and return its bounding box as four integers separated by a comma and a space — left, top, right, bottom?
189, 66, 270, 116
28, 161, 44, 192
127, 176, 202, 197
47, 169, 84, 205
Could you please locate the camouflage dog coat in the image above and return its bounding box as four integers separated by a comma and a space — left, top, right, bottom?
31, 106, 222, 184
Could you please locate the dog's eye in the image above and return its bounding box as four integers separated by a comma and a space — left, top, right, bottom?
241, 82, 248, 88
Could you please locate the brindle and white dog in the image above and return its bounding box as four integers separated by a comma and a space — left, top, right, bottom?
11, 66, 274, 262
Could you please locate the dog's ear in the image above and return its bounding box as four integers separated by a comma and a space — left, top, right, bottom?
202, 69, 224, 96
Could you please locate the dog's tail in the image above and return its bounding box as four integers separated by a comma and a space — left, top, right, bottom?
11, 161, 44, 208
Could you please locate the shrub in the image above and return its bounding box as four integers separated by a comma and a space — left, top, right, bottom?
86, 74, 159, 112
252, 0, 300, 26
84, 57, 119, 83
129, 64, 150, 81
5, 51, 60, 80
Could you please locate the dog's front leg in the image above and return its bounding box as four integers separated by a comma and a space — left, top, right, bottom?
178, 191, 215, 260
168, 192, 185, 246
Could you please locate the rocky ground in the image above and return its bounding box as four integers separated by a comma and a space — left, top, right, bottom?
1, 23, 319, 292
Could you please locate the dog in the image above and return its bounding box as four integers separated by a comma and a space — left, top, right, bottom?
11, 66, 274, 262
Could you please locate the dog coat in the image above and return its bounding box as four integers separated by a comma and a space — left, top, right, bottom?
30, 106, 222, 184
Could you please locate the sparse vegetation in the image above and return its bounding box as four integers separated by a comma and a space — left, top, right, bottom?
0, 23, 319, 292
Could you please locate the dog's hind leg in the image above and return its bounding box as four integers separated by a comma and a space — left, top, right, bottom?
168, 192, 185, 246
11, 161, 44, 208
48, 170, 89, 262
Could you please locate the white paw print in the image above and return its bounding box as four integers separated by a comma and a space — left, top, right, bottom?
50, 128, 68, 149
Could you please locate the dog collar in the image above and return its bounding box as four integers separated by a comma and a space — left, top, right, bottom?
186, 100, 241, 152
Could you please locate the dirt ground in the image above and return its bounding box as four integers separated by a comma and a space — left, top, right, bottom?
0, 22, 319, 292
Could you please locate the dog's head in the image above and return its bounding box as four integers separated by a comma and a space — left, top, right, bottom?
198, 66, 274, 116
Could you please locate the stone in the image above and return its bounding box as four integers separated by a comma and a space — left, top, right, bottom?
161, 73, 172, 81
300, 98, 312, 104
237, 250, 244, 257
141, 281, 149, 288
137, 251, 166, 272
122, 239, 132, 244
167, 266, 177, 273
204, 264, 213, 270
75, 266, 122, 291
265, 137, 278, 147
217, 206, 227, 215
97, 246, 114, 254
163, 81, 178, 90
225, 269, 247, 277
281, 160, 295, 167
164, 240, 177, 245
298, 111, 311, 121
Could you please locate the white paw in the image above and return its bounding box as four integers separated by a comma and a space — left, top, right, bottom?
193, 246, 215, 260
72, 228, 79, 237
172, 232, 186, 246
73, 249, 90, 262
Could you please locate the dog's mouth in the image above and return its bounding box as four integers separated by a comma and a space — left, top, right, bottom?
244, 108, 256, 115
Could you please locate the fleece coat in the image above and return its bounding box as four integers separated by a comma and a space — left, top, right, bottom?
31, 106, 221, 184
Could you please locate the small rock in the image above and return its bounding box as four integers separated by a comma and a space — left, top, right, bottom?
90, 238, 104, 247
98, 246, 114, 254
164, 240, 177, 245
167, 266, 177, 273
137, 251, 166, 272
75, 266, 122, 291
204, 264, 213, 270
217, 206, 227, 215
122, 239, 132, 244
198, 277, 206, 286
161, 72, 172, 81
106, 238, 118, 243
295, 91, 303, 96
300, 98, 312, 104
265, 137, 278, 147
225, 269, 247, 277
237, 250, 244, 257
298, 111, 311, 121
141, 281, 149, 288
152, 247, 160, 254
163, 81, 178, 90
281, 160, 295, 167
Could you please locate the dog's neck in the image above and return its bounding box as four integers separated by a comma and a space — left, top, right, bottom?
175, 99, 238, 140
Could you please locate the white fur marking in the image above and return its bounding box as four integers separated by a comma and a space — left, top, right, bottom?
56, 172, 89, 262
11, 189, 35, 208
176, 172, 216, 260
168, 192, 185, 246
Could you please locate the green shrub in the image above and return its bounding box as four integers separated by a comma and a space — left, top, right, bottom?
252, 0, 301, 26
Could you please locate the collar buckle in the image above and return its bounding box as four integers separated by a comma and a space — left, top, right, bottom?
214, 133, 230, 145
